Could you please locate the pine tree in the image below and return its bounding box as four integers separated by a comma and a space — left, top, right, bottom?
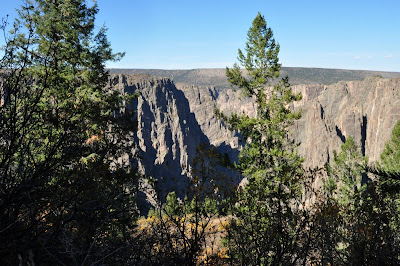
135, 144, 227, 265
380, 120, 400, 172
377, 119, 400, 255
218, 13, 307, 265
329, 137, 367, 206
376, 119, 400, 195
324, 137, 400, 264
0, 0, 137, 264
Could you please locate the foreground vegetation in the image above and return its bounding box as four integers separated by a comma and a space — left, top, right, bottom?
1, 1, 399, 265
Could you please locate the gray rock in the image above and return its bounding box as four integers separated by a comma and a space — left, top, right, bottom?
109, 74, 400, 202
109, 74, 241, 205
292, 77, 400, 169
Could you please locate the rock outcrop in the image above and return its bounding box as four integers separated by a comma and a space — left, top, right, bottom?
109, 74, 241, 202
175, 83, 256, 162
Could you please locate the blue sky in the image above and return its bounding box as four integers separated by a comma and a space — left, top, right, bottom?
1, 0, 399, 71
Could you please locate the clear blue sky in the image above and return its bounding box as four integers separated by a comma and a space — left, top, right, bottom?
1, 0, 399, 71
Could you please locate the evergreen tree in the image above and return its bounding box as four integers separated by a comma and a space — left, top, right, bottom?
380, 120, 400, 172
329, 137, 367, 206
218, 13, 307, 265
0, 0, 137, 264
377, 119, 400, 194
377, 119, 400, 251
324, 137, 400, 264
135, 144, 228, 265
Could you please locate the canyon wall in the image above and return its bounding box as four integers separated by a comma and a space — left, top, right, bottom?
109, 74, 400, 195
109, 74, 208, 196
292, 77, 400, 168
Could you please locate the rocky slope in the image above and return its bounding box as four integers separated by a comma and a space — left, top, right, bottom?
110, 74, 207, 189
174, 83, 256, 162
178, 77, 400, 170
109, 73, 400, 198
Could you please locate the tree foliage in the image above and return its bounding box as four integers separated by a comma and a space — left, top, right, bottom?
3, 2, 400, 264
134, 143, 231, 265
0, 0, 137, 264
375, 119, 400, 195
217, 12, 307, 265
380, 120, 400, 172
315, 137, 400, 264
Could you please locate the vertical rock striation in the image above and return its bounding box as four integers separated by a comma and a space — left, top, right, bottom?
108, 73, 400, 198
109, 74, 210, 197
292, 77, 400, 169
175, 83, 256, 162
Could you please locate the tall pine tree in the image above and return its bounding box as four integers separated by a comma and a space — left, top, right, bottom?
218, 13, 307, 265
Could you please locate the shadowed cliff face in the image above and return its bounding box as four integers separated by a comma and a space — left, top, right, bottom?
175, 83, 256, 162
109, 74, 210, 198
109, 74, 400, 197
109, 74, 241, 203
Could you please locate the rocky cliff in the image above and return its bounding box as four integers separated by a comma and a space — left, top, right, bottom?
175, 83, 256, 162
178, 76, 400, 170
109, 74, 240, 202
110, 74, 209, 193
109, 73, 400, 197
292, 77, 400, 168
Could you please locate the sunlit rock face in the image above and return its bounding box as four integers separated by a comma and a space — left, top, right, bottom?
177, 76, 400, 171
292, 77, 400, 169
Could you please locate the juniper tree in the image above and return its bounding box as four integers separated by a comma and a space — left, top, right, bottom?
0, 0, 137, 264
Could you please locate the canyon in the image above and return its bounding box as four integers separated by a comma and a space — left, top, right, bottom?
108, 69, 400, 199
